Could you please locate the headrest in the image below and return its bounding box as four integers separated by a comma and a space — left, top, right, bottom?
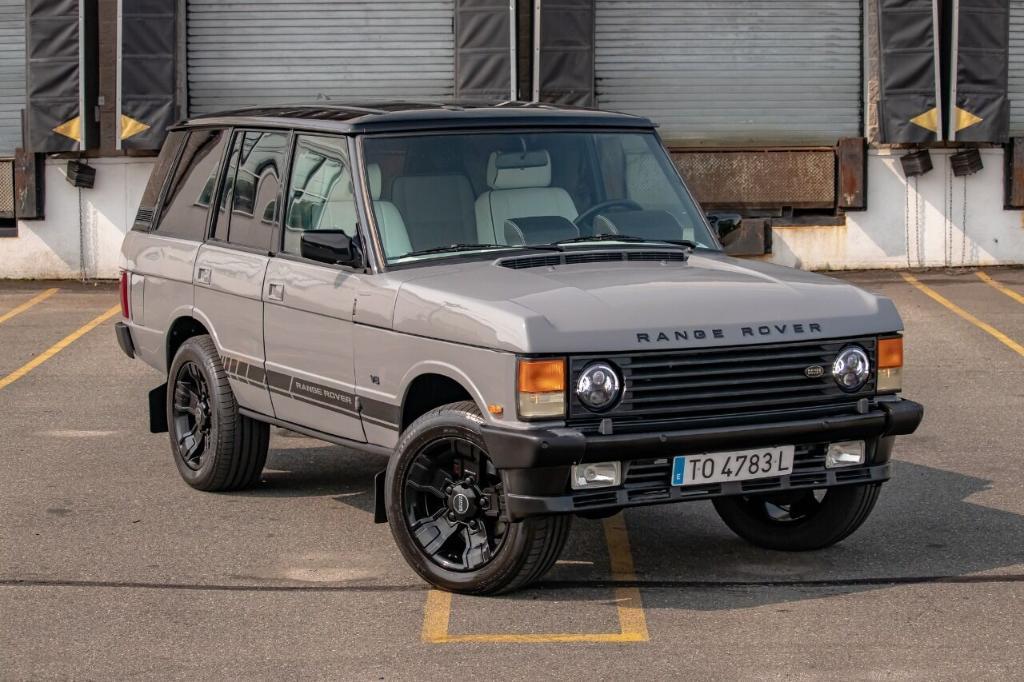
487, 150, 552, 190
366, 163, 382, 200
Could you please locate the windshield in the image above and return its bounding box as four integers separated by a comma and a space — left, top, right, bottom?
361, 131, 716, 264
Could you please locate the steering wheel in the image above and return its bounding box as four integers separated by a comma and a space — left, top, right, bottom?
573, 199, 644, 231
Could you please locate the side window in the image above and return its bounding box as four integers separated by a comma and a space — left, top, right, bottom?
212, 130, 288, 251
283, 134, 352, 256
155, 128, 228, 241
133, 130, 185, 231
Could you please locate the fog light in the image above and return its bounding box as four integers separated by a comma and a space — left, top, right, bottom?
570, 461, 621, 490
826, 441, 866, 468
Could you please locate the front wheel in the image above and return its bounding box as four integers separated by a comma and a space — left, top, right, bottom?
386, 401, 571, 594
712, 484, 881, 551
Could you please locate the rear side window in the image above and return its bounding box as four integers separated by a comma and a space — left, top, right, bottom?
132, 130, 185, 231
212, 130, 289, 251
154, 128, 228, 241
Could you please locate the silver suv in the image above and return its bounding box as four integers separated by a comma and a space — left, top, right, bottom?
116, 103, 923, 594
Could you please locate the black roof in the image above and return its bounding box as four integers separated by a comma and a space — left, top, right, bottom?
181, 101, 655, 134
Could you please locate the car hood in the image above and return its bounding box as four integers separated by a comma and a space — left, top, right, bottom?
391, 251, 902, 353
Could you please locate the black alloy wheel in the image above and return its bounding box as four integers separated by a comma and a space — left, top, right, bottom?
172, 361, 213, 471
404, 435, 507, 572
165, 334, 269, 492
386, 401, 571, 594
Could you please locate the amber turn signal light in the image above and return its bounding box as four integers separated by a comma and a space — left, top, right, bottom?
878, 337, 903, 369
517, 358, 566, 419
518, 358, 566, 393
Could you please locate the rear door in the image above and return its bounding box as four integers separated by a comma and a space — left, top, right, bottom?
262, 133, 366, 442
193, 128, 289, 416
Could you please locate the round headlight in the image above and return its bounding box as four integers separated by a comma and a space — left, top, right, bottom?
832, 346, 870, 392
575, 362, 622, 412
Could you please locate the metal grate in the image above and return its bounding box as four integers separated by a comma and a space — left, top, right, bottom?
570, 337, 877, 425
0, 159, 14, 217
671, 149, 836, 210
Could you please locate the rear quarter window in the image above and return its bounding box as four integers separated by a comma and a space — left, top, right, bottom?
153, 128, 229, 241
132, 130, 185, 231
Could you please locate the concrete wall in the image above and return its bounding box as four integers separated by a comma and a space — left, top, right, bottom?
0, 158, 153, 279
2, 150, 1023, 279
767, 149, 1024, 270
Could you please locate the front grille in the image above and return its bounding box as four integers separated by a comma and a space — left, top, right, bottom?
569, 337, 876, 425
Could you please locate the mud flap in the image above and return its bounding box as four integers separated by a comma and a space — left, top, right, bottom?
373, 469, 388, 523
149, 383, 168, 433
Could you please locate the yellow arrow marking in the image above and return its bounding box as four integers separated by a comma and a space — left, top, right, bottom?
909, 107, 940, 133
52, 116, 82, 143
953, 107, 983, 132
120, 114, 150, 140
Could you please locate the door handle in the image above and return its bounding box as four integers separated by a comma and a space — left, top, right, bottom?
196, 266, 211, 285
267, 282, 285, 301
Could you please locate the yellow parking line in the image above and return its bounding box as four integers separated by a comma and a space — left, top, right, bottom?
976, 272, 1024, 305
0, 288, 59, 326
901, 273, 1024, 358
422, 514, 649, 644
0, 305, 120, 392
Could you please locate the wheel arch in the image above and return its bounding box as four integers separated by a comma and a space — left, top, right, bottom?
165, 314, 212, 371
399, 370, 482, 432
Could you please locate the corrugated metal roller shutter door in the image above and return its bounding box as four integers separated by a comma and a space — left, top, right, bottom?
187, 0, 455, 115
1011, 0, 1024, 134
0, 0, 25, 156
595, 0, 863, 145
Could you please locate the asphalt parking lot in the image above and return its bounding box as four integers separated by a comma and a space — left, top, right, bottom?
1, 267, 1023, 679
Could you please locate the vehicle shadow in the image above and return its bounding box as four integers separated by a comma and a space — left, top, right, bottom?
238, 431, 386, 516
530, 460, 1024, 610
238, 438, 1024, 612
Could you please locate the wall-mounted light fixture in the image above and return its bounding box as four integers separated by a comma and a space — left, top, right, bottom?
900, 150, 933, 177
950, 148, 983, 177
65, 160, 96, 188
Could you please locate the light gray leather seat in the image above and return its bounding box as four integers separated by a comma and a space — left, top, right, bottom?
474, 150, 577, 244
391, 174, 477, 250
307, 163, 412, 258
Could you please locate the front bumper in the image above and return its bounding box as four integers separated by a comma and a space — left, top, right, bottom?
481, 398, 923, 520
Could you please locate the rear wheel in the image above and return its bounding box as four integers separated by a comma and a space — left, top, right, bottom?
166, 335, 269, 491
386, 401, 571, 594
712, 484, 881, 551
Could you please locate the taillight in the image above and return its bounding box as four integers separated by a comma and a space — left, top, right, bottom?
119, 271, 130, 319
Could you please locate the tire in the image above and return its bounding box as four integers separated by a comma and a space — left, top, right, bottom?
712, 483, 881, 551
386, 401, 571, 594
166, 334, 269, 492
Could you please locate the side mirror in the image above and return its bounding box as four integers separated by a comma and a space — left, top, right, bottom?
300, 230, 362, 267
706, 212, 742, 240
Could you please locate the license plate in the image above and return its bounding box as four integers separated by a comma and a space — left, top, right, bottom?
671, 446, 795, 486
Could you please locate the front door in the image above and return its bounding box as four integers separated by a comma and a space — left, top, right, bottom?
262, 133, 366, 442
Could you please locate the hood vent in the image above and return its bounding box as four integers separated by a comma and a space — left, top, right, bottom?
498, 250, 687, 270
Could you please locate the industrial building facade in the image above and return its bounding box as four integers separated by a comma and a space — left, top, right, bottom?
1, 0, 1023, 276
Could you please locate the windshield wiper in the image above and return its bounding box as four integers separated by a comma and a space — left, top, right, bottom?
397, 243, 507, 258
555, 234, 698, 249
396, 242, 563, 259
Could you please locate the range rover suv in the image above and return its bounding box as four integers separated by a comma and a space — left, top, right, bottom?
115, 102, 923, 594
